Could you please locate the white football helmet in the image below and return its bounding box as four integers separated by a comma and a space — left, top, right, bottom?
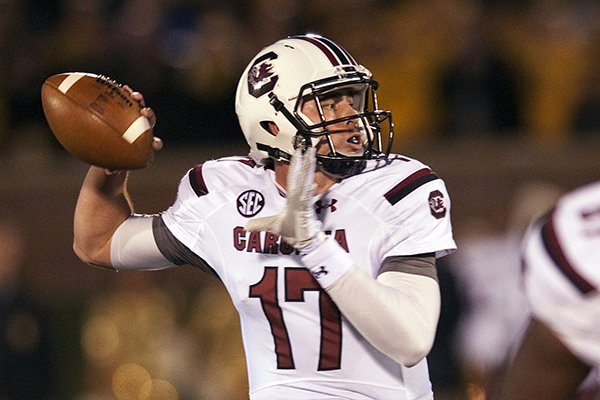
235, 34, 394, 178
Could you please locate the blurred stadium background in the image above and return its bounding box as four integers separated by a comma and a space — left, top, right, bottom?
1, 0, 600, 399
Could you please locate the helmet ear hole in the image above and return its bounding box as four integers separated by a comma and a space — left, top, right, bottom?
260, 121, 278, 136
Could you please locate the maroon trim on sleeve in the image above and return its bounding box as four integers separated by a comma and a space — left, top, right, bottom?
188, 164, 209, 197
384, 168, 439, 205
541, 215, 596, 294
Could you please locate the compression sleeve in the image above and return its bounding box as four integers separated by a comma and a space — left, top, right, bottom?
110, 214, 177, 271
325, 264, 440, 367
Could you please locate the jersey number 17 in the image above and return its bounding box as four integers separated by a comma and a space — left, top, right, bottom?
249, 266, 342, 371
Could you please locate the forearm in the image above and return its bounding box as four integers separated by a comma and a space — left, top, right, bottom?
326, 267, 440, 367
73, 167, 132, 267
300, 238, 440, 366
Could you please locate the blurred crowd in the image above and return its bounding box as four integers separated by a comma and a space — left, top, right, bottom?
1, 0, 600, 399
1, 0, 600, 157
0, 207, 249, 400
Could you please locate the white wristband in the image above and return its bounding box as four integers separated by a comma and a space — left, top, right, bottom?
300, 237, 354, 289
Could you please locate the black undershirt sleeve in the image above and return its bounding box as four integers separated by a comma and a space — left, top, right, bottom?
152, 216, 218, 278
379, 253, 438, 281
153, 214, 436, 282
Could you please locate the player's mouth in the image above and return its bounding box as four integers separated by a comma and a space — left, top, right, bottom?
317, 126, 367, 156
333, 130, 366, 155
347, 133, 361, 145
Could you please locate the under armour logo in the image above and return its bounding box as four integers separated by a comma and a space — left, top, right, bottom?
315, 199, 337, 214
312, 266, 329, 278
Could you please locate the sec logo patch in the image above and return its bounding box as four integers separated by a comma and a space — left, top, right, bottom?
237, 190, 265, 217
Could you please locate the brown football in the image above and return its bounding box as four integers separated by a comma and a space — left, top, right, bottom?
41, 72, 154, 170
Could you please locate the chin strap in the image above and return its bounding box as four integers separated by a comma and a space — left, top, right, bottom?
255, 142, 366, 179
269, 93, 305, 130
256, 143, 292, 161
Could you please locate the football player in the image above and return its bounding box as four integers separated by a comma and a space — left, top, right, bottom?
73, 34, 456, 399
497, 180, 600, 400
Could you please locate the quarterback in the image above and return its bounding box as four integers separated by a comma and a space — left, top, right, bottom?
498, 180, 600, 400
74, 34, 456, 399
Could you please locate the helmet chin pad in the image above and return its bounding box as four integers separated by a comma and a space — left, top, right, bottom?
316, 155, 367, 179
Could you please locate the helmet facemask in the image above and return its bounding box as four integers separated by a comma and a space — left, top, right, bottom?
286, 72, 394, 178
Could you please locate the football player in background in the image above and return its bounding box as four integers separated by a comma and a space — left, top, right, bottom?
73, 34, 456, 399
497, 180, 600, 400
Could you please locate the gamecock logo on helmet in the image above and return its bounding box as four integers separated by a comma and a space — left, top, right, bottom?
247, 51, 279, 98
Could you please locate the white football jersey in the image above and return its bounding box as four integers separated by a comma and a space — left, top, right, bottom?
160, 154, 456, 399
522, 180, 600, 368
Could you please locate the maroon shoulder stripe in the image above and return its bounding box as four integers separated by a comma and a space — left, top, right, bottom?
216, 157, 257, 168
188, 164, 209, 197
237, 158, 257, 168
384, 168, 439, 205
540, 214, 596, 294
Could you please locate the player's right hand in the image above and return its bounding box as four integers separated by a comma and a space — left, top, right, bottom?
102, 86, 163, 175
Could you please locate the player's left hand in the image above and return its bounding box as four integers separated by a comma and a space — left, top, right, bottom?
245, 147, 325, 251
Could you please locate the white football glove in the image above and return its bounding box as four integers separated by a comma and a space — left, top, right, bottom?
245, 147, 325, 251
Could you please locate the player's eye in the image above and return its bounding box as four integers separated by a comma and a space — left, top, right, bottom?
321, 100, 336, 111
344, 95, 355, 108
